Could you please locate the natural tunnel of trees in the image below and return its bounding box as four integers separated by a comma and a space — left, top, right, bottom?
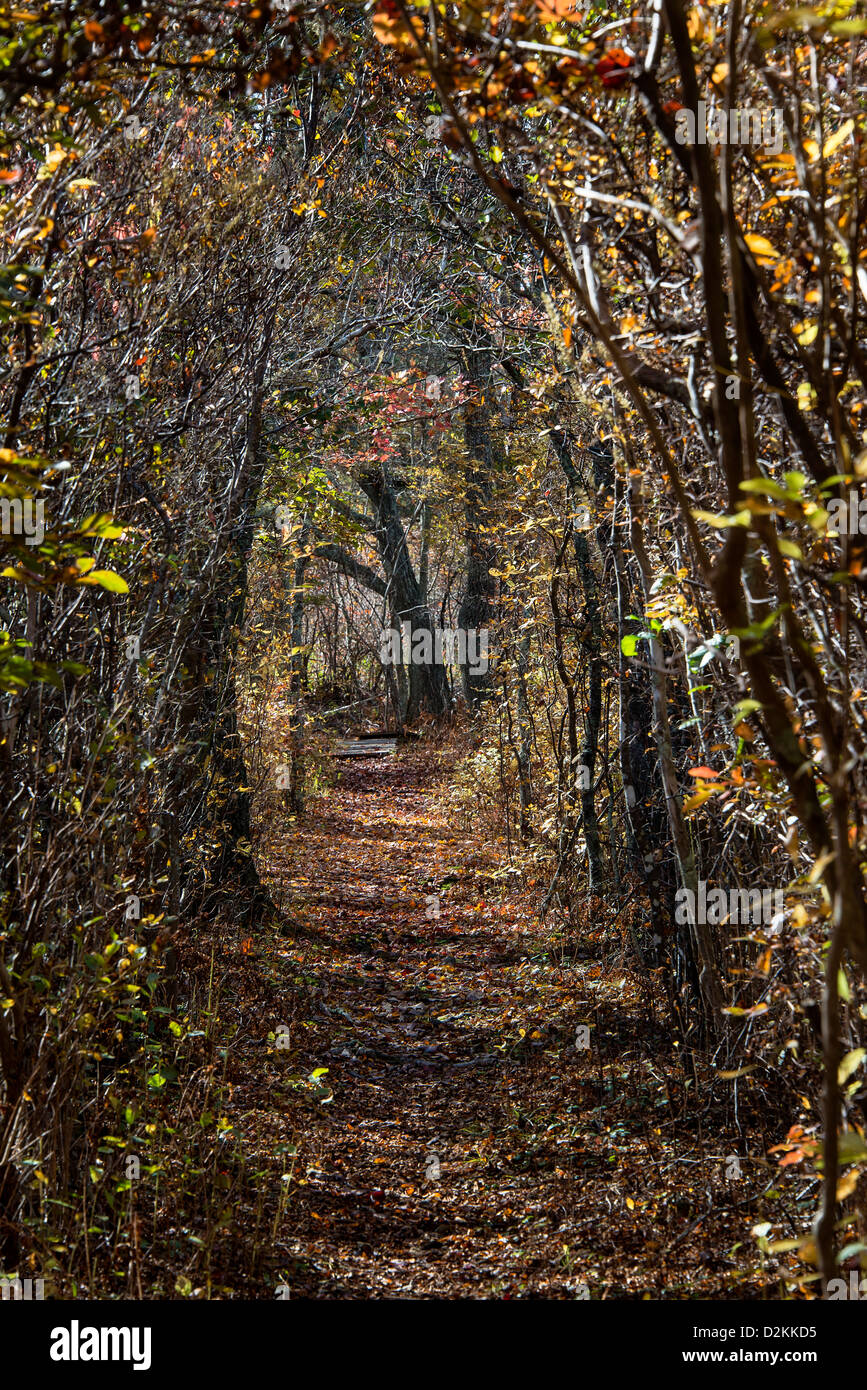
2, 0, 867, 1306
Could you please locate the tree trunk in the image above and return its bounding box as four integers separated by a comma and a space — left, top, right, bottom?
458, 346, 498, 709
356, 464, 450, 721
550, 429, 605, 891
630, 476, 724, 1030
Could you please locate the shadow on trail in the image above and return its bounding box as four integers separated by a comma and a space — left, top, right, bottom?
245, 741, 768, 1299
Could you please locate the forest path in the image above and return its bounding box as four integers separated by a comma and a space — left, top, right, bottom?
250, 743, 754, 1299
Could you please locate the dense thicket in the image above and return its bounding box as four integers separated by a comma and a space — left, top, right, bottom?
2, 0, 867, 1297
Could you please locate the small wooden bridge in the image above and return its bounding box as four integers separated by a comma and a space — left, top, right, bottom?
334, 735, 397, 759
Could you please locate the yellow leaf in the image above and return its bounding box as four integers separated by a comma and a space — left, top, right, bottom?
837, 1169, 860, 1201
683, 786, 716, 814
744, 233, 779, 261
839, 1048, 866, 1085
798, 1238, 819, 1267
76, 568, 129, 594
823, 119, 854, 160
808, 850, 835, 884
778, 538, 803, 560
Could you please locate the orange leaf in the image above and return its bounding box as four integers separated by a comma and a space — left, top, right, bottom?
538, 0, 584, 17
778, 1148, 805, 1167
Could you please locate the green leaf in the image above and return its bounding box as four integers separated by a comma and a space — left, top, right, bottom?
837, 1131, 867, 1165
620, 635, 638, 656
733, 699, 763, 719
731, 607, 785, 641
693, 508, 751, 528
649, 573, 676, 594
739, 477, 789, 501
783, 471, 808, 495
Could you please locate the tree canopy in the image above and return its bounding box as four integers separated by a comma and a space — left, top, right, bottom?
2, 0, 867, 1309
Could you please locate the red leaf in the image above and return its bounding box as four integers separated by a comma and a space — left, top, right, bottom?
595, 49, 634, 87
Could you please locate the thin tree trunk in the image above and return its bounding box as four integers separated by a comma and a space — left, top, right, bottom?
458, 346, 497, 709
630, 477, 724, 1029
550, 429, 605, 890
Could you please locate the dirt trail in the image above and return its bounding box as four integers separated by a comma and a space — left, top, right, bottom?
247, 744, 763, 1299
